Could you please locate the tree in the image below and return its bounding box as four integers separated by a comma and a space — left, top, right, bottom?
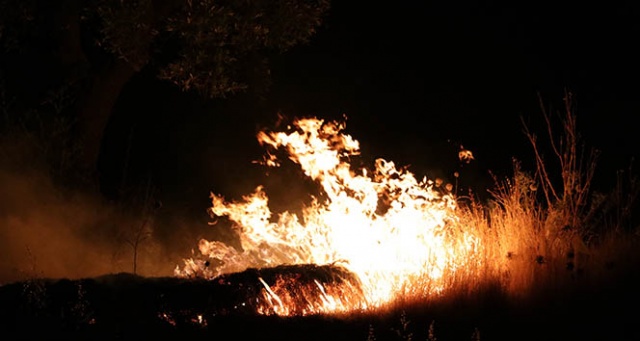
119, 178, 160, 275
0, 0, 330, 187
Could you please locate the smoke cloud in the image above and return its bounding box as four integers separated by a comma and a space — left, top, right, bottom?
0, 134, 187, 284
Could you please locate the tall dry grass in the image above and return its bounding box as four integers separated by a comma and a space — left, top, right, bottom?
465, 93, 638, 300
368, 93, 640, 340
387, 93, 640, 311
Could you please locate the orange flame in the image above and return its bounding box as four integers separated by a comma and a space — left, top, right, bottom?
176, 117, 483, 315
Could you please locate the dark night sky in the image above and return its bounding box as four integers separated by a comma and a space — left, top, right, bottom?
265, 1, 640, 166
105, 1, 640, 219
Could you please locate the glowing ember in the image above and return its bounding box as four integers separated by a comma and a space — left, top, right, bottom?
176, 117, 483, 315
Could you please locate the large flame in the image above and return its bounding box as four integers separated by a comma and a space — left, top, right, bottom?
176, 117, 482, 315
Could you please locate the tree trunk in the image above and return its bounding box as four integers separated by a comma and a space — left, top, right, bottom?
49, 0, 139, 188
75, 59, 137, 182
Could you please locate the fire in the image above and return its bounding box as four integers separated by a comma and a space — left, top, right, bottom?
176, 117, 483, 315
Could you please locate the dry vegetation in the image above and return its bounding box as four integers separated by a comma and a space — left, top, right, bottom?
361, 93, 640, 340
468, 93, 638, 299
1, 93, 639, 341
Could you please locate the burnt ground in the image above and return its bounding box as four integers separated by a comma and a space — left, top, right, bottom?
1, 263, 639, 341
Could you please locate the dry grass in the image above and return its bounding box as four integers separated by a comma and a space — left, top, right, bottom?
453, 92, 639, 297
365, 93, 640, 340
3, 92, 639, 341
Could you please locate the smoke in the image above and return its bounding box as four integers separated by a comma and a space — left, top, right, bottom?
0, 134, 181, 284
0, 169, 107, 283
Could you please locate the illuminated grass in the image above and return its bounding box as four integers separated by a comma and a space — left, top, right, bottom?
362, 93, 640, 339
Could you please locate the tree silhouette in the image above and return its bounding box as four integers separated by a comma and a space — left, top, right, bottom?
0, 0, 330, 188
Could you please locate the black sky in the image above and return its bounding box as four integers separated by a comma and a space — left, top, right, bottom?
107, 1, 640, 218
268, 1, 640, 187
268, 1, 639, 155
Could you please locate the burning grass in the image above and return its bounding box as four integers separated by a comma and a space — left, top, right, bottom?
2, 94, 640, 340
173, 94, 640, 318
175, 116, 481, 313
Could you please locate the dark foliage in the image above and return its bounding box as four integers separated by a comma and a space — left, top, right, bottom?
2, 264, 640, 341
